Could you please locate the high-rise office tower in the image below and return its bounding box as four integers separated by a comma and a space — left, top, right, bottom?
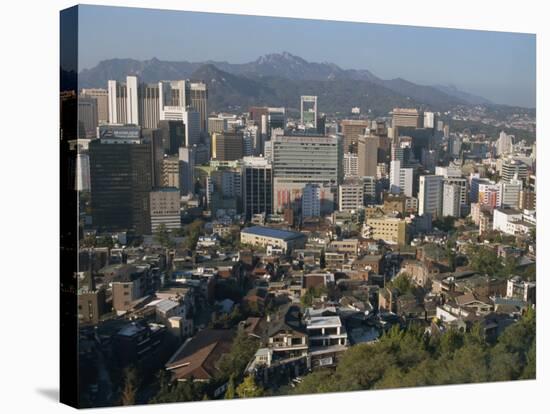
341, 119, 369, 153
208, 117, 227, 135
418, 175, 443, 218
182, 110, 201, 147
211, 132, 244, 161
242, 156, 273, 220
189, 82, 208, 133
392, 108, 421, 129
317, 114, 326, 135
77, 96, 98, 138
496, 131, 513, 156
89, 126, 152, 235
300, 95, 318, 129
501, 159, 528, 183
390, 160, 413, 197
423, 111, 436, 129
448, 135, 462, 158
107, 76, 139, 125
80, 88, 108, 124
267, 107, 285, 137
142, 128, 164, 188
272, 134, 341, 212
246, 124, 262, 156
302, 183, 321, 218
444, 177, 468, 210
357, 135, 378, 177
442, 183, 461, 218
149, 188, 181, 232
158, 120, 185, 155
139, 83, 160, 129
162, 156, 180, 189
159, 80, 187, 119
178, 146, 195, 196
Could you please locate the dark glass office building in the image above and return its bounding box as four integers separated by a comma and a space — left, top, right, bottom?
89, 132, 152, 235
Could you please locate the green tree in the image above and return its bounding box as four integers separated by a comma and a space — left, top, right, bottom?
236, 376, 264, 399
387, 273, 414, 295
224, 375, 236, 399
468, 246, 503, 277
154, 224, 174, 248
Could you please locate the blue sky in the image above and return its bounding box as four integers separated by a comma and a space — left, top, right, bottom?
77, 5, 536, 108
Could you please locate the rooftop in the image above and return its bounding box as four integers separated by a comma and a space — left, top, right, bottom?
241, 226, 305, 241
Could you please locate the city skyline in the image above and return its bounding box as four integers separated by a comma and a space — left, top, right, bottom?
78, 5, 536, 108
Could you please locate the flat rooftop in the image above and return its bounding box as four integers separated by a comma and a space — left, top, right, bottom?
241, 226, 305, 241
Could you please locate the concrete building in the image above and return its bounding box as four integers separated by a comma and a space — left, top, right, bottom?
189, 82, 208, 133
162, 156, 180, 189
300, 95, 318, 129
150, 187, 181, 232
364, 216, 408, 245
80, 88, 108, 124
442, 183, 461, 218
272, 134, 341, 213
339, 180, 364, 212
418, 175, 443, 218
344, 153, 359, 178
78, 96, 98, 138
357, 135, 378, 177
389, 160, 413, 197
500, 178, 523, 209
362, 176, 377, 204
208, 117, 227, 135
501, 159, 528, 183
211, 132, 244, 161
392, 108, 421, 129
240, 226, 306, 253
340, 119, 369, 153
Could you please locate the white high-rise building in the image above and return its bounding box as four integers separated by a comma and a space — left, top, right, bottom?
442, 183, 461, 218
496, 131, 513, 156
76, 152, 90, 191
419, 175, 444, 218
300, 95, 318, 129
126, 76, 139, 125
390, 160, 413, 197
344, 153, 359, 178
423, 111, 435, 129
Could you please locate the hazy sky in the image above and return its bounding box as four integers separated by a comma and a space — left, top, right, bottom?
77, 5, 536, 108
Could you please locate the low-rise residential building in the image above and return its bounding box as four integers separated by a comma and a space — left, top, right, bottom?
240, 226, 306, 253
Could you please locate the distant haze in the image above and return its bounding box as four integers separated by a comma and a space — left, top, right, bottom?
78, 5, 536, 108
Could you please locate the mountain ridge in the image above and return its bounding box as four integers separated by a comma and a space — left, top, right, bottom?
78, 52, 501, 115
